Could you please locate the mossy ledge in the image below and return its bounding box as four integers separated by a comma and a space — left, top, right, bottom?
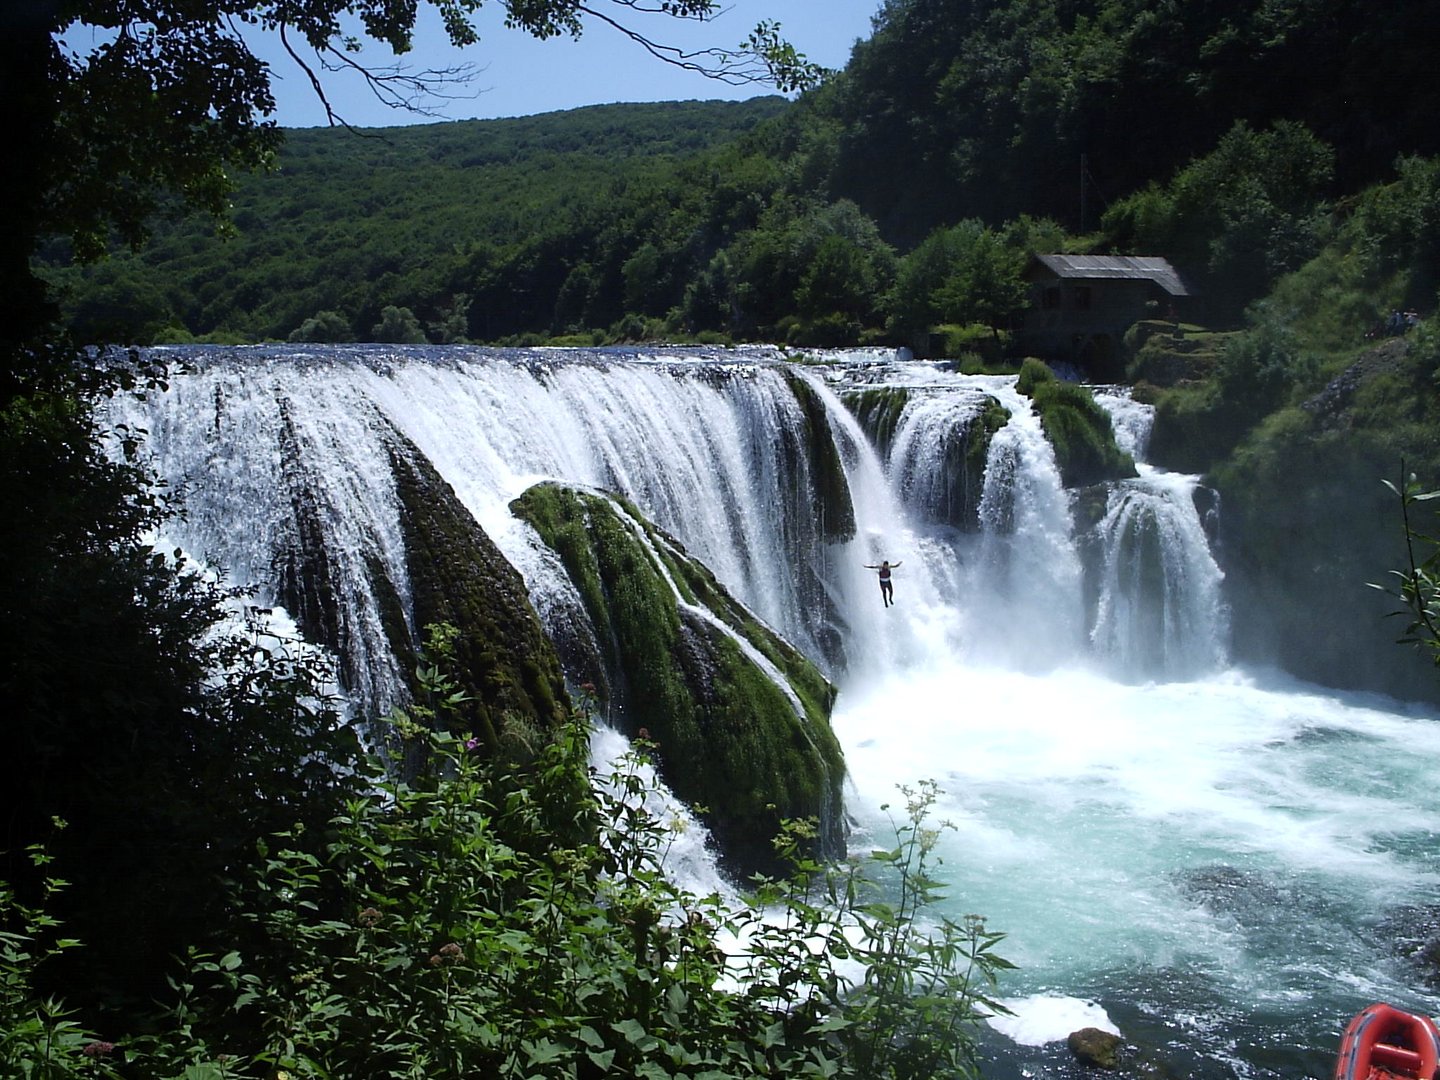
782, 370, 857, 544
511, 481, 846, 876
385, 429, 569, 754
843, 388, 1009, 532
1016, 358, 1138, 488
842, 386, 911, 459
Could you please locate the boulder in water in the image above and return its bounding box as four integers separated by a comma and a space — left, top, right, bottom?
1068, 1026, 1124, 1069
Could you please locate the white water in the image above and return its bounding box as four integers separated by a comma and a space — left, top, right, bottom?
113, 345, 1440, 1078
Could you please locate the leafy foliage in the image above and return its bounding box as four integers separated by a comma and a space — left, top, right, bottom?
1372, 468, 1440, 668
810, 0, 1438, 245
1103, 121, 1334, 321
0, 351, 362, 1013
5, 632, 1010, 1080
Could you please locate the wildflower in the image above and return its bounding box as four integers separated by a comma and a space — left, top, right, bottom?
429, 942, 463, 966
81, 1041, 116, 1058
636, 727, 650, 740
357, 906, 382, 927
580, 682, 597, 695
464, 736, 481, 752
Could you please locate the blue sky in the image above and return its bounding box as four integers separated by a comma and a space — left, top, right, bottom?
244, 1, 882, 128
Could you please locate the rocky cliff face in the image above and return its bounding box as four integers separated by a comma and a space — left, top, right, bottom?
386, 430, 570, 750
512, 481, 846, 876
274, 419, 571, 754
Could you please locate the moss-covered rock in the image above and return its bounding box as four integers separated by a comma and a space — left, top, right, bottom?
844, 388, 1008, 532
1123, 321, 1235, 388
782, 370, 856, 544
843, 387, 911, 458
955, 397, 1011, 529
1017, 358, 1138, 488
511, 481, 846, 875
385, 431, 569, 752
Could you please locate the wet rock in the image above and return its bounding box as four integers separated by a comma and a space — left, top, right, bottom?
1068, 1026, 1124, 1069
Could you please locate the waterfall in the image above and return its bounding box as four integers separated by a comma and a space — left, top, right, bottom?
110, 345, 1440, 1079
1089, 388, 1228, 679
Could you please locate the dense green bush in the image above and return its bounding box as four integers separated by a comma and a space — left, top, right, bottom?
289, 310, 356, 343
371, 305, 427, 344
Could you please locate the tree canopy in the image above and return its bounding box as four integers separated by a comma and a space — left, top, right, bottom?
3, 0, 823, 357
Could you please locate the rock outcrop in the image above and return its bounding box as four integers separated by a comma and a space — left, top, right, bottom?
512, 481, 846, 876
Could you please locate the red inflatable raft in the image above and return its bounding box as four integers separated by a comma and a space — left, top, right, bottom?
1335, 1004, 1440, 1080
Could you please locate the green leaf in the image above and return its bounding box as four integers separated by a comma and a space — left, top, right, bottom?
613, 1017, 649, 1045
586, 1049, 617, 1070
758, 1020, 786, 1048
575, 1025, 605, 1048
524, 1038, 566, 1065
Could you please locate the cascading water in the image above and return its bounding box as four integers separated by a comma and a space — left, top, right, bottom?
1088, 387, 1227, 679
112, 345, 1440, 1079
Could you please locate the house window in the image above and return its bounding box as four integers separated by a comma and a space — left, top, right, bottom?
1073, 285, 1092, 310
1042, 286, 1061, 309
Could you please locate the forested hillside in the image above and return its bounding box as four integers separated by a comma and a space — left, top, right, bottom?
38, 0, 1439, 354
37, 98, 791, 345
813, 0, 1437, 244
30, 3, 1440, 701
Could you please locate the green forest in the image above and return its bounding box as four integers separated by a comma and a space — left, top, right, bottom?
37, 0, 1440, 356
8, 0, 1440, 1076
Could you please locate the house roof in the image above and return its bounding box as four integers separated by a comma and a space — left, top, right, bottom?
1032, 254, 1191, 296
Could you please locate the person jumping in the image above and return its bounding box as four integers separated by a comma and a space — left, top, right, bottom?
864, 560, 901, 607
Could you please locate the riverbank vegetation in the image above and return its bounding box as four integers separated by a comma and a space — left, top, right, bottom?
8, 0, 1440, 1074
3, 624, 1012, 1079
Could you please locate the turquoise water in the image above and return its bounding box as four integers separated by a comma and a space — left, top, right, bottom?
833, 665, 1440, 1078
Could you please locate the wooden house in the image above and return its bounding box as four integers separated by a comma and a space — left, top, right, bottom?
1017, 254, 1191, 377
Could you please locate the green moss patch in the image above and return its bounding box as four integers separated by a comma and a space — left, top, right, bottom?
511, 481, 846, 874
842, 387, 911, 458
385, 431, 569, 751
1017, 359, 1138, 488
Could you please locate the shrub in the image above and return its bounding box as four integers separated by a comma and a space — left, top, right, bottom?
371, 305, 428, 344
115, 632, 1010, 1079
288, 310, 355, 343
